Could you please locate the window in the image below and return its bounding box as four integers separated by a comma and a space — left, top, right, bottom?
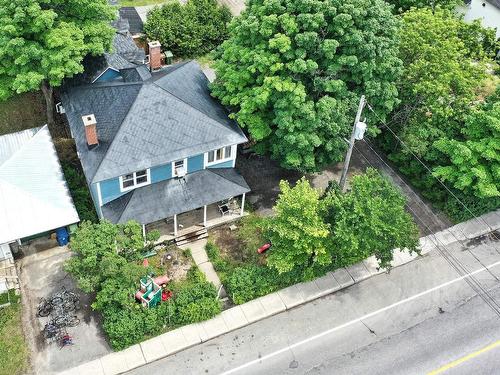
206, 145, 234, 166
173, 159, 186, 177
120, 169, 149, 191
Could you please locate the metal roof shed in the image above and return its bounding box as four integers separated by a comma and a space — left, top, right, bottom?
0, 126, 79, 245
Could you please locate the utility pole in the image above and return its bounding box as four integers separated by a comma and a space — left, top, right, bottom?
339, 95, 366, 192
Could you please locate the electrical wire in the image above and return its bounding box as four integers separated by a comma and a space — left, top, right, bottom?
365, 101, 500, 243
351, 142, 500, 317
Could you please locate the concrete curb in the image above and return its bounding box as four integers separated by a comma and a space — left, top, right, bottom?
57, 209, 500, 375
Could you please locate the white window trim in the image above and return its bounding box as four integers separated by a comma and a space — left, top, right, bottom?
171, 158, 188, 178
205, 145, 236, 167
119, 169, 151, 192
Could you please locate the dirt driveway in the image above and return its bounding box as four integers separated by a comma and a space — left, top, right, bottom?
17, 245, 111, 375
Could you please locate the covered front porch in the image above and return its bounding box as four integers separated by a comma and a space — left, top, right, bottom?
145, 195, 246, 242
102, 168, 250, 241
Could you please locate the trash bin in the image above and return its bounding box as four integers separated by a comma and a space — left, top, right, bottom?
56, 227, 69, 246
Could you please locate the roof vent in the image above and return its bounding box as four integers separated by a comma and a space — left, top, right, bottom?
82, 114, 98, 147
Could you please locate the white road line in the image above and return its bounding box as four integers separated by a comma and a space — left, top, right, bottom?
221, 259, 500, 375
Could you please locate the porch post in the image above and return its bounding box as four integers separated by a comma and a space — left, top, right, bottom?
240, 193, 246, 216
203, 205, 207, 227
173, 214, 178, 237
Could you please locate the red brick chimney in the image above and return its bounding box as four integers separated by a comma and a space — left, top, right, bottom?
148, 41, 162, 71
82, 114, 98, 147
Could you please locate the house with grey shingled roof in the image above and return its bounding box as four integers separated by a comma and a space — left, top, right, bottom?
61, 38, 250, 240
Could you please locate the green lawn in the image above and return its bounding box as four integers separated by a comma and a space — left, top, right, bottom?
0, 92, 46, 136
119, 0, 166, 7
0, 301, 29, 375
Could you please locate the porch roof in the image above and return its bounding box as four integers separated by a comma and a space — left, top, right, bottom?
101, 168, 250, 225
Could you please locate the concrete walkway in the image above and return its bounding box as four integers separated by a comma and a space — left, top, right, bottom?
57, 209, 500, 375
180, 239, 222, 290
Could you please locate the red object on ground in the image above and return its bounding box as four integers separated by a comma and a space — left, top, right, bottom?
257, 243, 272, 254
161, 290, 173, 301
135, 290, 144, 301
154, 274, 170, 286
143, 259, 149, 267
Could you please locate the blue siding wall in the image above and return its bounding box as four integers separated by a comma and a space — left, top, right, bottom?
100, 177, 125, 205
207, 159, 234, 169
95, 68, 121, 82
151, 164, 172, 183
188, 154, 204, 173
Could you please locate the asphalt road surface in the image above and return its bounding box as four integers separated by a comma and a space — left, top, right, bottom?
127, 236, 500, 375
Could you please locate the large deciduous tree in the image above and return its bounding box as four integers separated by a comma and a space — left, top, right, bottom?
211, 0, 402, 171
264, 178, 330, 275
0, 0, 115, 126
323, 169, 419, 269
384, 0, 459, 14
144, 0, 231, 58
433, 101, 500, 199
379, 8, 498, 220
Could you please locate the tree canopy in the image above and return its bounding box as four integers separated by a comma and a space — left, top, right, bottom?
433, 101, 500, 199
144, 0, 231, 57
263, 169, 419, 276
384, 0, 459, 13
323, 169, 419, 269
0, 0, 115, 124
65, 220, 159, 293
211, 0, 402, 171
379, 7, 499, 220
264, 178, 330, 275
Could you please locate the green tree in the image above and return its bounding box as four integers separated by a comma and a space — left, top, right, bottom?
0, 0, 115, 126
65, 220, 159, 292
378, 8, 498, 221
389, 8, 487, 159
264, 178, 330, 275
384, 0, 459, 14
323, 169, 419, 269
433, 102, 500, 199
211, 0, 402, 171
144, 0, 231, 57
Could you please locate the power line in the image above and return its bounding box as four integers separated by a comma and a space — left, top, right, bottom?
364, 101, 500, 242
351, 142, 500, 317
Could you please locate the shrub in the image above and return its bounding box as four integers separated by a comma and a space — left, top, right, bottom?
62, 162, 98, 222
144, 0, 231, 57
224, 265, 303, 304
103, 308, 162, 350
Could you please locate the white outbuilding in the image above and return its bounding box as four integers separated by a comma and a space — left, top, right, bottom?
0, 126, 79, 293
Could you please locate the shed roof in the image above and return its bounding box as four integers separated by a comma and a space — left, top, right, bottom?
62, 61, 247, 184
101, 168, 250, 224
0, 126, 79, 244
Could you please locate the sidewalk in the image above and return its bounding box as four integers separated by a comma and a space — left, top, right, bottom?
180, 239, 222, 289
57, 209, 500, 375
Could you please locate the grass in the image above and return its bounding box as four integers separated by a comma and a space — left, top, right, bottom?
0, 302, 29, 375
0, 92, 46, 136
0, 289, 20, 305
119, 0, 167, 6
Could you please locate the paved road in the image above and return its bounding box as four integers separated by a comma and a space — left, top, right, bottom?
126, 235, 500, 375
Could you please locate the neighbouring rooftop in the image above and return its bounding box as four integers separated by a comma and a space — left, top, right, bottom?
0, 126, 79, 243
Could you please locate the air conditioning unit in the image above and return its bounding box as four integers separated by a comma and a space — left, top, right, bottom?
55, 102, 65, 114
176, 167, 186, 178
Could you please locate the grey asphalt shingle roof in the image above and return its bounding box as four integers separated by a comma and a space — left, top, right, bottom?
101, 168, 250, 224
62, 61, 248, 184
119, 7, 144, 35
